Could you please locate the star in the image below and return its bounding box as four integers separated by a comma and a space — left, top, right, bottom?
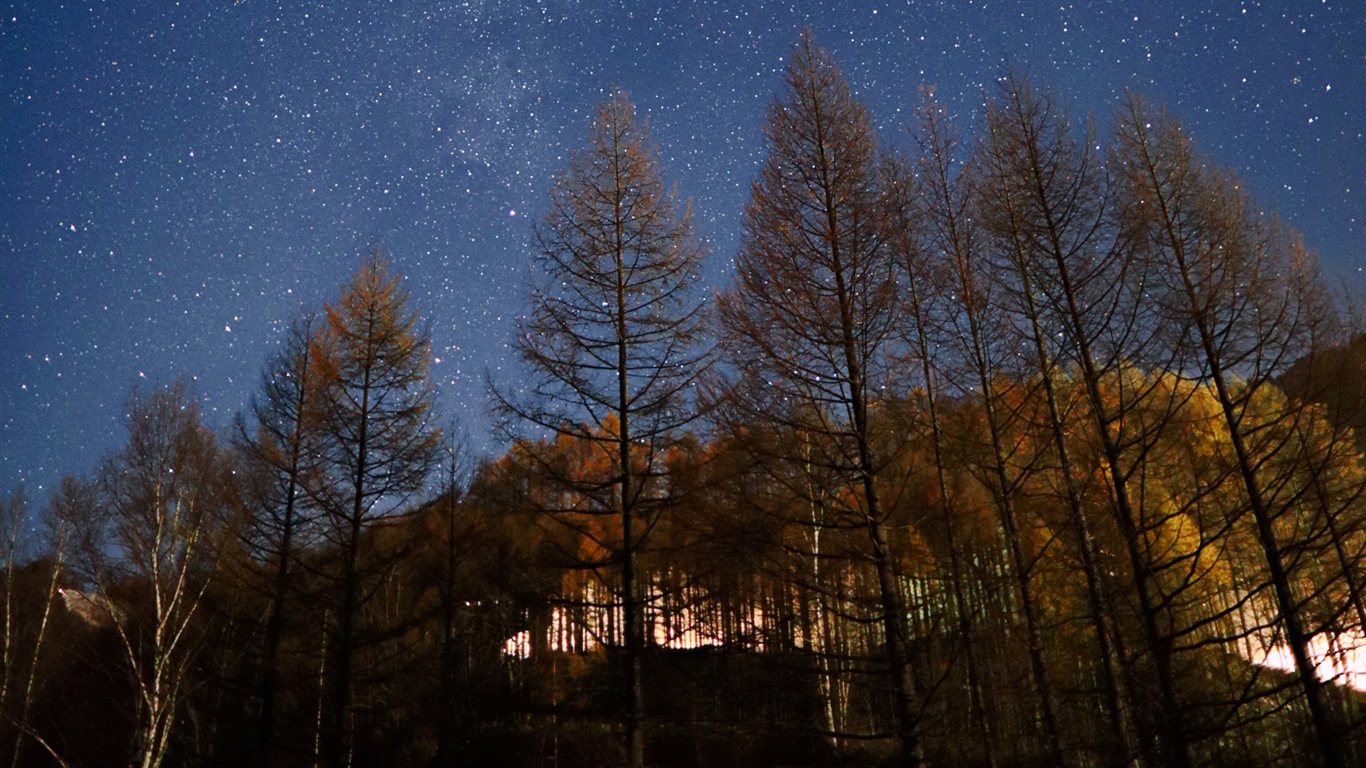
1, 0, 1361, 495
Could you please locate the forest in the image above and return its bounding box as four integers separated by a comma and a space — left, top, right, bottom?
3, 30, 1366, 768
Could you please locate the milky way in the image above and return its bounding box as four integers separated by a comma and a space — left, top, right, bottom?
2, 0, 1362, 495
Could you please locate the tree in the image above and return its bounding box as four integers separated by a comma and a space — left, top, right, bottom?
495, 87, 711, 768
308, 251, 441, 768
1, 485, 27, 713
906, 86, 1070, 766
431, 421, 475, 767
974, 72, 1172, 766
883, 139, 998, 766
1113, 94, 1350, 768
62, 381, 235, 768
716, 30, 923, 767
1, 483, 70, 768
233, 312, 321, 767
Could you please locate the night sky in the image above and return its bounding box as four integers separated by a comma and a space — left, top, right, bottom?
3, 0, 1362, 498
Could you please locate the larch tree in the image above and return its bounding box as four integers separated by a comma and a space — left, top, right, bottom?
307, 251, 441, 768
432, 421, 475, 768
908, 87, 1068, 766
973, 72, 1166, 767
715, 29, 923, 767
494, 88, 711, 768
233, 312, 321, 767
1112, 94, 1350, 768
883, 142, 997, 767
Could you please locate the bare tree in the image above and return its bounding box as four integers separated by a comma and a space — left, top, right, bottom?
1113, 93, 1350, 768
494, 87, 711, 768
0, 483, 71, 768
307, 251, 441, 768
907, 85, 1078, 765
973, 72, 1189, 767
234, 312, 321, 767
60, 381, 235, 768
882, 140, 1001, 767
432, 421, 475, 767
716, 29, 924, 767
0, 485, 26, 716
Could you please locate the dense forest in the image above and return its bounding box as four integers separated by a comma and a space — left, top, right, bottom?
4, 31, 1365, 768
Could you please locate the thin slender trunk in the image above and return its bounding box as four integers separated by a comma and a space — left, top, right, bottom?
951, 269, 1068, 765
913, 94, 1065, 762
1012, 205, 1167, 768
325, 359, 370, 768
990, 474, 1064, 766
9, 550, 63, 768
899, 219, 997, 766
258, 459, 300, 767
313, 609, 328, 768
615, 184, 646, 768
1202, 341, 1345, 768
832, 241, 923, 767
1015, 299, 1136, 767
803, 438, 841, 748
953, 217, 1067, 768
1, 554, 13, 711
1019, 134, 1181, 768
981, 86, 1162, 765
920, 390, 996, 767
435, 475, 460, 766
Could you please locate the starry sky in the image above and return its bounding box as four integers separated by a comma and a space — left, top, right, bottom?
2, 0, 1362, 498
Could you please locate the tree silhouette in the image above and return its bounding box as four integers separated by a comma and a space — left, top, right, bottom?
716, 29, 924, 767
60, 381, 235, 768
307, 251, 441, 768
495, 88, 711, 768
233, 312, 322, 767
1113, 94, 1350, 768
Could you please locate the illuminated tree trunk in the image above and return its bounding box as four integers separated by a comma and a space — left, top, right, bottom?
59, 381, 233, 768
2, 486, 69, 768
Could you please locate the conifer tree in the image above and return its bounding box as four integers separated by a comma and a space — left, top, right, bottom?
308, 251, 440, 768
234, 312, 320, 767
716, 29, 924, 767
903, 87, 1078, 766
973, 72, 1157, 766
495, 87, 711, 768
1113, 94, 1349, 768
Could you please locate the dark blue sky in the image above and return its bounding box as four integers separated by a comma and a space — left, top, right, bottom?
3, 0, 1362, 497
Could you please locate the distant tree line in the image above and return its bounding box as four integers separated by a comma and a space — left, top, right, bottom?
2, 29, 1364, 768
